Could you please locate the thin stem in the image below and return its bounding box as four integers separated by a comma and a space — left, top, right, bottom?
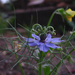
47, 9, 61, 27
38, 63, 42, 75
49, 48, 74, 75
15, 54, 25, 75
38, 51, 42, 75
47, 11, 56, 27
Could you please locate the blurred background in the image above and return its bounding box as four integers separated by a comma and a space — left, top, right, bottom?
0, 0, 75, 35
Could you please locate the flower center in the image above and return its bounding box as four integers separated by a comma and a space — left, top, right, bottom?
40, 34, 46, 43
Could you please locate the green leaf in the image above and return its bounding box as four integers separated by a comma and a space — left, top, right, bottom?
58, 8, 64, 13
43, 64, 50, 75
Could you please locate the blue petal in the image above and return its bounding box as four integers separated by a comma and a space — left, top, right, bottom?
32, 34, 40, 40
26, 38, 35, 42
46, 34, 52, 38
35, 42, 41, 45
51, 38, 63, 43
28, 42, 37, 46
38, 43, 49, 52
45, 34, 52, 42
45, 43, 60, 49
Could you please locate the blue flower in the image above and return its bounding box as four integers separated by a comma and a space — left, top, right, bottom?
27, 34, 63, 52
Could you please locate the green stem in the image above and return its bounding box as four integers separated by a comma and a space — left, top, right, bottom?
38, 63, 42, 75
38, 51, 42, 75
47, 11, 56, 27
15, 54, 25, 75
47, 9, 60, 27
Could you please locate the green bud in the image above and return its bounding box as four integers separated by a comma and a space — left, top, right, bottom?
70, 31, 75, 35
55, 47, 63, 51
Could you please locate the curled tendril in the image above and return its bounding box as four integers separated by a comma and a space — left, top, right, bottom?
31, 23, 56, 35
31, 24, 43, 32
31, 29, 38, 34
43, 26, 47, 33
47, 26, 56, 35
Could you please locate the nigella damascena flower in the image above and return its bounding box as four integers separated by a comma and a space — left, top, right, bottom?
27, 34, 63, 52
